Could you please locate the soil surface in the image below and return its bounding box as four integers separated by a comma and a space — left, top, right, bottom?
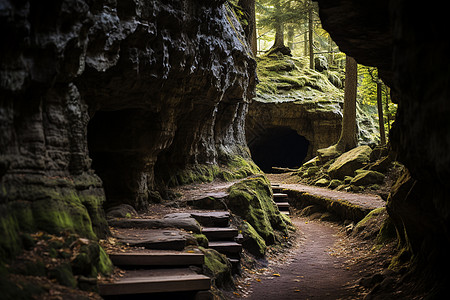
235, 218, 365, 299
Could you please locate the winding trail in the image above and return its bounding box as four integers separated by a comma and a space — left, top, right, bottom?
246, 218, 360, 300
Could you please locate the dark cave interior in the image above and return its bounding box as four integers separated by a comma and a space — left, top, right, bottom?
249, 127, 310, 173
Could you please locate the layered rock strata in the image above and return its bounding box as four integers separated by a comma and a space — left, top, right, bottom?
315, 0, 450, 296
0, 0, 256, 258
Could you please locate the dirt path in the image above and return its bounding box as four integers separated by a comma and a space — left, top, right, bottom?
242, 218, 362, 300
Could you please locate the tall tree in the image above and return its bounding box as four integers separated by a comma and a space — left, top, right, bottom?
317, 55, 358, 159
376, 80, 386, 145
308, 1, 313, 68
337, 55, 358, 151
257, 0, 306, 53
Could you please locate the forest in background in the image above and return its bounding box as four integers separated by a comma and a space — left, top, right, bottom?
230, 0, 396, 140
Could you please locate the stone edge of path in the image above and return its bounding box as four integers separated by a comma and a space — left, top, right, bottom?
280, 184, 385, 223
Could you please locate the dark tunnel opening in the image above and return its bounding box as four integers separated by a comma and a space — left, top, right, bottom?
249, 127, 310, 173
87, 109, 159, 210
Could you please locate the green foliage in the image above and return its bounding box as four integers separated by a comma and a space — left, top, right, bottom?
358, 65, 397, 136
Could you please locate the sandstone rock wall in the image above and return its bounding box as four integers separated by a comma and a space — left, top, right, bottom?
315, 0, 450, 295
0, 0, 256, 256
247, 100, 342, 161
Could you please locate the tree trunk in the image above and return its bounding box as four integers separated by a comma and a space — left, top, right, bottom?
287, 25, 294, 50
308, 2, 314, 69
336, 55, 358, 151
238, 0, 257, 55
273, 19, 285, 48
316, 56, 358, 159
377, 80, 386, 145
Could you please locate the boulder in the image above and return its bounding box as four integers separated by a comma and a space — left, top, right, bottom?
106, 204, 138, 219
350, 170, 385, 186
328, 179, 343, 189
328, 146, 372, 179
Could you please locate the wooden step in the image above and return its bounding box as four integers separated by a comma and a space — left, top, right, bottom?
109, 251, 204, 267
273, 193, 288, 198
201, 227, 238, 241
114, 228, 186, 251
98, 268, 211, 296
208, 241, 242, 255
276, 202, 290, 208
280, 211, 290, 215
190, 212, 230, 227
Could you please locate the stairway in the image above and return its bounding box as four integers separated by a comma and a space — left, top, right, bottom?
99, 250, 211, 299
272, 184, 291, 216
190, 212, 243, 273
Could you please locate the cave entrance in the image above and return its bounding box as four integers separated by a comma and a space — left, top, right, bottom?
249, 127, 310, 173
87, 109, 158, 210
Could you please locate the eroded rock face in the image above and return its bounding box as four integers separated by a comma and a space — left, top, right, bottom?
247, 99, 342, 162
0, 0, 255, 256
315, 0, 450, 295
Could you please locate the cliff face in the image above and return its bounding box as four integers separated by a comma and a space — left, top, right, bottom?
0, 0, 256, 257
315, 0, 450, 295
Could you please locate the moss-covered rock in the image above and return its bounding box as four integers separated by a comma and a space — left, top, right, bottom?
193, 234, 209, 248
350, 170, 385, 186
199, 247, 233, 289
227, 175, 288, 245
315, 178, 330, 187
328, 179, 342, 189
328, 145, 372, 179
48, 262, 77, 288
240, 221, 266, 257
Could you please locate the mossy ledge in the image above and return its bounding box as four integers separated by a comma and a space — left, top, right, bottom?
168, 155, 262, 186
285, 189, 373, 223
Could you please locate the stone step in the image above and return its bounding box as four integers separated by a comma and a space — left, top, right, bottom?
114, 228, 186, 251
273, 193, 288, 202
208, 241, 242, 256
201, 227, 238, 241
190, 212, 230, 227
276, 202, 290, 208
280, 211, 290, 216
108, 218, 201, 233
228, 258, 241, 274
109, 251, 204, 267
98, 268, 211, 296
273, 193, 288, 198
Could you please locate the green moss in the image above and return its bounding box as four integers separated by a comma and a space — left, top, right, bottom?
199, 247, 233, 289
174, 164, 220, 186
48, 262, 77, 288
355, 207, 386, 229
32, 194, 95, 239
0, 210, 21, 260
240, 221, 266, 257
193, 234, 209, 248
227, 175, 288, 245
256, 55, 341, 96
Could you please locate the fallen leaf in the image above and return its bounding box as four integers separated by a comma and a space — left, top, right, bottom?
294, 289, 301, 292
272, 273, 281, 277
255, 278, 261, 282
